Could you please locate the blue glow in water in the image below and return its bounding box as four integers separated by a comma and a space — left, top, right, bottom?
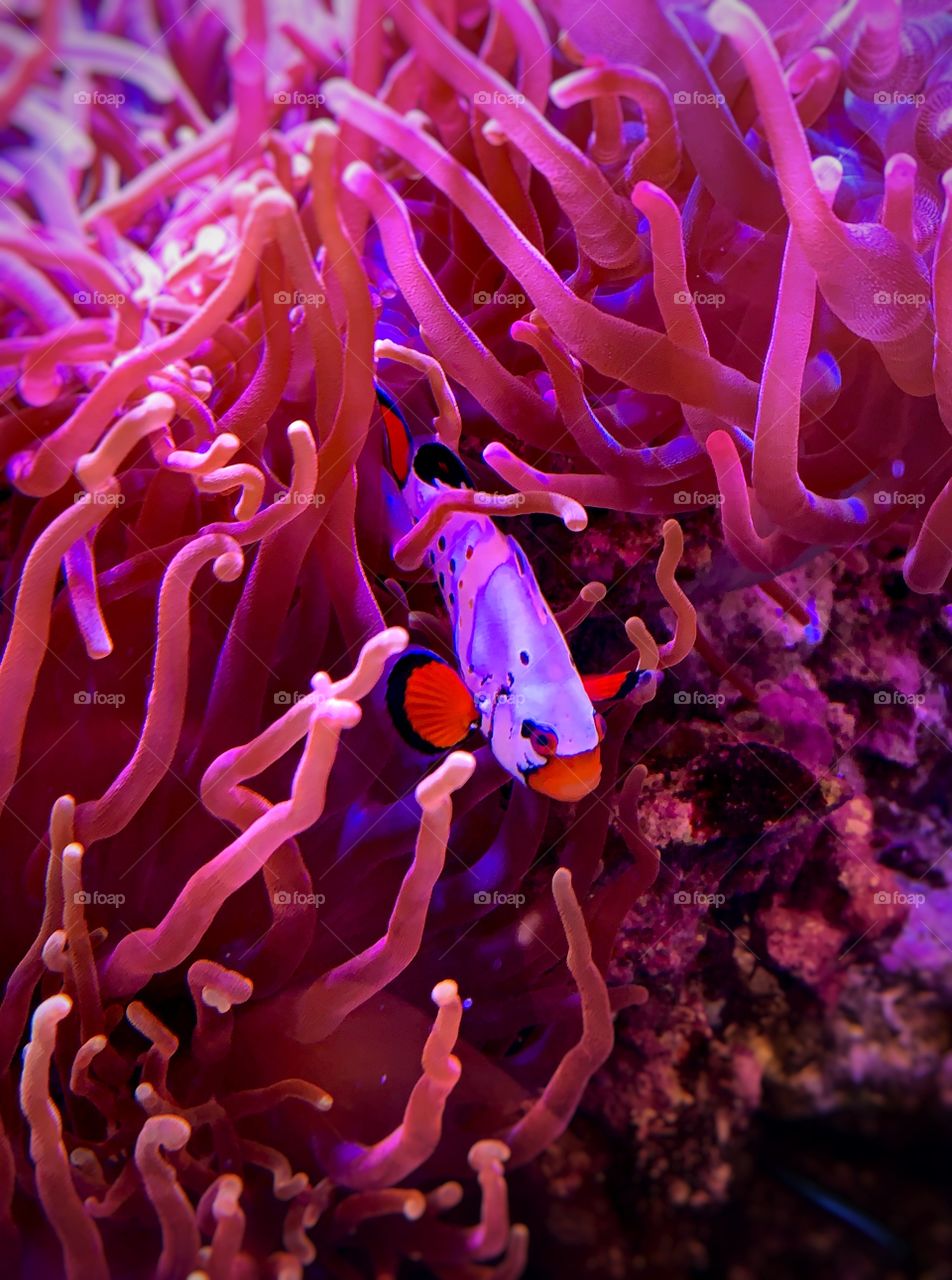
892, 458, 905, 479
813, 349, 842, 394
804, 597, 822, 645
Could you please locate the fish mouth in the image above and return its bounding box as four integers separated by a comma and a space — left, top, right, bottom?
525, 744, 602, 802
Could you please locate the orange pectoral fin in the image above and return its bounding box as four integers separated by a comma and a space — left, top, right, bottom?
581, 669, 640, 703
387, 650, 479, 754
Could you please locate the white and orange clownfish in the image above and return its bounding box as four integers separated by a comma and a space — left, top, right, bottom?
377, 385, 638, 803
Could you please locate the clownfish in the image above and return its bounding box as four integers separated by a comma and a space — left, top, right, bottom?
377, 386, 637, 802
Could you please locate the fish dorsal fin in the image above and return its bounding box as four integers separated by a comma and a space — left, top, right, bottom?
376, 384, 412, 487
581, 669, 641, 703
387, 649, 479, 753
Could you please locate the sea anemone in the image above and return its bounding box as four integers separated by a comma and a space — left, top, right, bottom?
0, 0, 950, 1276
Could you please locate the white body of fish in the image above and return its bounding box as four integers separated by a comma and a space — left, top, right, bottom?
400, 447, 601, 790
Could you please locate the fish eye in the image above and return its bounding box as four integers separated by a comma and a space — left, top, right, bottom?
521, 719, 557, 756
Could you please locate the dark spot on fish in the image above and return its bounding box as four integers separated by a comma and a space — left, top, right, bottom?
465, 546, 473, 559
438, 535, 446, 552
449, 558, 455, 572
521, 720, 558, 755
439, 572, 445, 588
520, 651, 529, 665
428, 551, 435, 565
449, 592, 455, 607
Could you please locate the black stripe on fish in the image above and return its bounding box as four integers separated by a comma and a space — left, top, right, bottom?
581, 669, 644, 702
412, 442, 473, 490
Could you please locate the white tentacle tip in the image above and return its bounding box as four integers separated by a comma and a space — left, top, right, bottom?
416, 751, 476, 812
32, 993, 73, 1029
341, 159, 374, 195
707, 0, 748, 35
467, 1138, 511, 1170
213, 549, 244, 581
431, 979, 459, 1007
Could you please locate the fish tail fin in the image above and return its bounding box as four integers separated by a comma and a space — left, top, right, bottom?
581, 669, 643, 703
